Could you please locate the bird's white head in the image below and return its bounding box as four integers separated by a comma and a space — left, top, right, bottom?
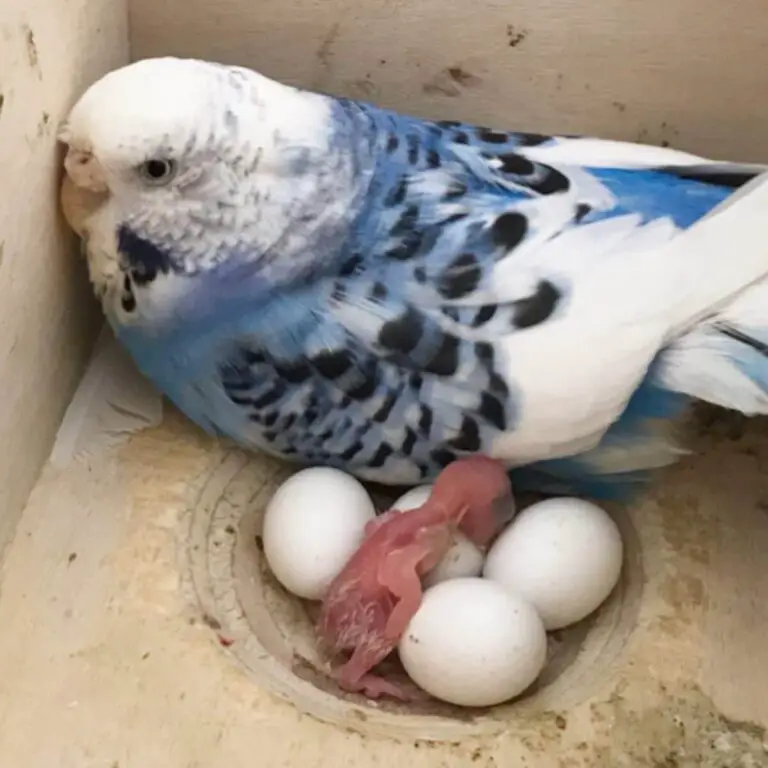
58, 57, 356, 327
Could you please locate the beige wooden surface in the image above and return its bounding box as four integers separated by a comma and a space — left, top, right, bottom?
0, 408, 767, 766
130, 0, 768, 163
0, 0, 128, 557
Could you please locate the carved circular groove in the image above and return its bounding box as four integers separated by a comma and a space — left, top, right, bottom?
178, 450, 644, 741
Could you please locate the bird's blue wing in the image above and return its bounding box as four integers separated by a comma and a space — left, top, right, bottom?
197, 121, 591, 482
175, 105, 762, 492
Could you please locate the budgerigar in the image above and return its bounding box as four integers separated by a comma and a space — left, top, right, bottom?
58, 57, 768, 501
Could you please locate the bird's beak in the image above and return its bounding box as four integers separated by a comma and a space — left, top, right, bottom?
59, 139, 110, 239
60, 172, 106, 239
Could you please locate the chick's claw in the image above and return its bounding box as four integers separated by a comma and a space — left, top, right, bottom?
335, 664, 411, 701
331, 638, 403, 698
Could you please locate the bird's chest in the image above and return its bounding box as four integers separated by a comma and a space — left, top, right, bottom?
111, 302, 506, 487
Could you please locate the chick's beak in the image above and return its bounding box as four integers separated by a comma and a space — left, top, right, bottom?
60, 147, 109, 238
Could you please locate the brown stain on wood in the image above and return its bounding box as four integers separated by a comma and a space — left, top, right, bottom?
423, 66, 482, 97
347, 77, 376, 98
659, 573, 706, 614
316, 23, 340, 68
201, 613, 222, 631
23, 26, 41, 78
575, 680, 768, 767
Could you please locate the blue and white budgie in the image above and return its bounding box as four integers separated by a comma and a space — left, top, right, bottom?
58, 57, 768, 501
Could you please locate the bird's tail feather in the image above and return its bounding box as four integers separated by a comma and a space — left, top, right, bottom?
654, 279, 768, 415
512, 281, 768, 500
598, 171, 768, 344
511, 375, 690, 500
510, 171, 768, 500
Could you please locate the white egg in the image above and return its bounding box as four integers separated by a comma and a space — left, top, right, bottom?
398, 577, 547, 707
390, 485, 484, 587
390, 485, 433, 512
484, 497, 623, 630
262, 467, 376, 600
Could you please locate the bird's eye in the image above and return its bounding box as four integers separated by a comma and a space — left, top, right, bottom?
139, 158, 177, 185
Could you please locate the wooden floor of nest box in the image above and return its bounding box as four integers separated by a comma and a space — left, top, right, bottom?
0, 406, 766, 766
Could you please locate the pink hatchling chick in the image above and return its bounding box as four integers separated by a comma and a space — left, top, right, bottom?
316, 456, 513, 700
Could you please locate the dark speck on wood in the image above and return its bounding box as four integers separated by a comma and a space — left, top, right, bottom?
23, 26, 41, 76
506, 24, 528, 47
202, 613, 222, 630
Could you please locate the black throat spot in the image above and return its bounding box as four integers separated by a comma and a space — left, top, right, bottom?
117, 225, 176, 285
